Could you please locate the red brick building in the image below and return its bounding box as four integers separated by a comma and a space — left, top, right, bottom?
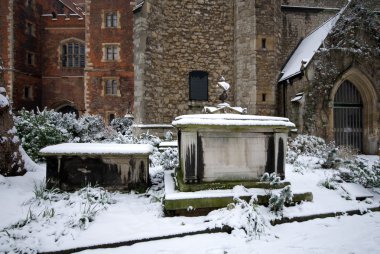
0, 0, 134, 122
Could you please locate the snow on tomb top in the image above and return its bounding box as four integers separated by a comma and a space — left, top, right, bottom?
40, 143, 154, 156
172, 114, 296, 128
278, 8, 343, 83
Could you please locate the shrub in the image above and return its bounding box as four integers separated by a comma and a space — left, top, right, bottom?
207, 197, 267, 239
287, 135, 330, 164
14, 109, 75, 161
268, 186, 293, 215
340, 159, 380, 188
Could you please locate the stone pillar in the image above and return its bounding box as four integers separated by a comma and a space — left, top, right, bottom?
133, 1, 149, 124
234, 0, 257, 114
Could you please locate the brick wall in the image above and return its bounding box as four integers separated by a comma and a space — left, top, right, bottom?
40, 15, 85, 113
2, 0, 43, 111
85, 0, 134, 121
0, 0, 11, 94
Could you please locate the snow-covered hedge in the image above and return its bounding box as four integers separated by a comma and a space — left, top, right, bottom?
14, 109, 158, 161
287, 135, 330, 164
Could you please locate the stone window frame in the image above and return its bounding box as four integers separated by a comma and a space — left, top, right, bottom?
102, 43, 121, 62
59, 38, 85, 68
102, 77, 121, 97
25, 20, 36, 37
189, 70, 209, 101
101, 10, 121, 29
26, 51, 35, 66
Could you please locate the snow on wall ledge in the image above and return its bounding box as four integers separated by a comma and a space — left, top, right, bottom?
40, 143, 154, 156
172, 114, 296, 128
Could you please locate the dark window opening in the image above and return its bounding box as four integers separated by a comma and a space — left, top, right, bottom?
61, 41, 85, 67
24, 86, 31, 99
27, 53, 34, 65
262, 93, 266, 102
262, 38, 266, 49
189, 71, 208, 101
109, 113, 115, 124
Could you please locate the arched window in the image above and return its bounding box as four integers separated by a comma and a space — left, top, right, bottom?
61, 40, 85, 68
189, 71, 208, 101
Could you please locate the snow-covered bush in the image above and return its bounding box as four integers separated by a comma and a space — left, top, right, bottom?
207, 197, 267, 239
260, 172, 280, 186
110, 117, 133, 135
268, 186, 293, 215
14, 109, 164, 163
137, 132, 161, 146
74, 114, 108, 143
340, 159, 380, 188
260, 173, 293, 215
319, 177, 339, 190
287, 135, 330, 164
159, 148, 179, 171
14, 109, 75, 161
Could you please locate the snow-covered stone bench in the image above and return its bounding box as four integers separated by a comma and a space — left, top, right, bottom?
40, 143, 153, 191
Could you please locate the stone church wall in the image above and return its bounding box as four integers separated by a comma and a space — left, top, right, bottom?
134, 0, 235, 124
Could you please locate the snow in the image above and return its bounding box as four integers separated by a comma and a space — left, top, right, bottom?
172, 114, 296, 128
77, 213, 380, 254
159, 141, 178, 147
341, 182, 374, 200
0, 93, 9, 108
1, 152, 380, 253
278, 12, 342, 82
39, 143, 154, 155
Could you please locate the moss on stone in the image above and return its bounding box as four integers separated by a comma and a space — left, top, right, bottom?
164, 192, 313, 213
175, 168, 290, 192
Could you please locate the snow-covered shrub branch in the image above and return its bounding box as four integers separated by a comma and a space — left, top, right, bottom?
260, 173, 294, 215
206, 197, 268, 239
0, 183, 116, 254
340, 159, 380, 188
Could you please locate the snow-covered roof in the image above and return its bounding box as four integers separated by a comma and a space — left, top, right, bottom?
291, 92, 304, 103
40, 143, 153, 156
278, 12, 342, 83
172, 114, 295, 128
58, 0, 85, 17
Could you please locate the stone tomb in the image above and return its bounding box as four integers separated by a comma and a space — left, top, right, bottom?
172, 114, 295, 185
40, 143, 153, 191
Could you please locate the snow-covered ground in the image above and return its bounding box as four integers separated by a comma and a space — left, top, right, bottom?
1, 155, 380, 254
77, 213, 380, 254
